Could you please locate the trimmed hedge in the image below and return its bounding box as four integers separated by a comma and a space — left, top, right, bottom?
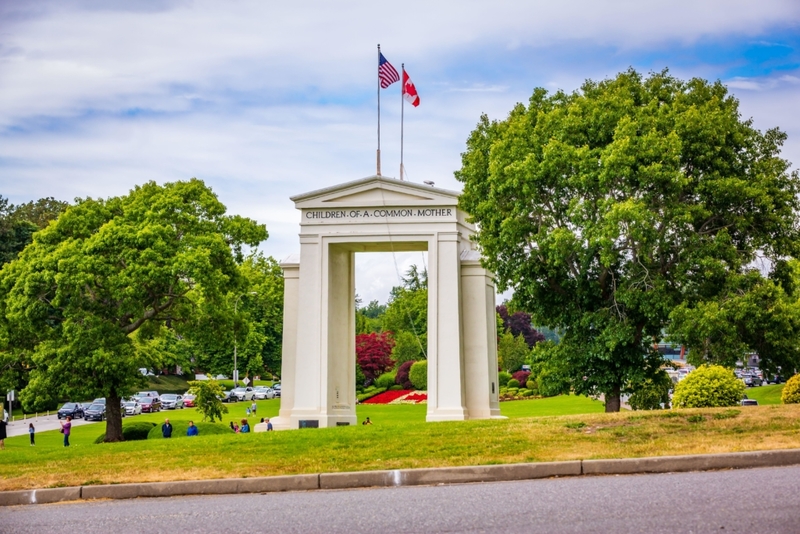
95, 422, 157, 444
409, 360, 428, 390
507, 379, 520, 388
146, 421, 234, 439
672, 365, 745, 408
375, 371, 397, 389
498, 371, 512, 387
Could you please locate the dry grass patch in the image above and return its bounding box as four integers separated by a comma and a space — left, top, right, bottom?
1, 404, 799, 491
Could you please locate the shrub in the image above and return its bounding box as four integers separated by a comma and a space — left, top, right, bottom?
95, 422, 159, 444
356, 332, 396, 382
389, 384, 403, 391
396, 361, 415, 387
375, 371, 397, 390
781, 374, 800, 404
187, 379, 228, 422
525, 380, 537, 390
629, 371, 672, 410
409, 360, 428, 390
512, 370, 531, 386
507, 379, 520, 388
498, 371, 512, 387
146, 421, 234, 440
672, 365, 745, 409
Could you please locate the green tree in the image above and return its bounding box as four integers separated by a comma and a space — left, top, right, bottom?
497, 331, 530, 373
0, 179, 267, 441
383, 266, 428, 355
0, 195, 69, 268
188, 379, 229, 422
456, 69, 800, 411
628, 371, 672, 410
391, 330, 425, 366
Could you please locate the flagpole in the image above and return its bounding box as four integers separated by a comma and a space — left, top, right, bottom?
400, 64, 405, 181
377, 44, 382, 176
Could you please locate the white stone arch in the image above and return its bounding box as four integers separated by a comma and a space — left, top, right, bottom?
269, 176, 501, 430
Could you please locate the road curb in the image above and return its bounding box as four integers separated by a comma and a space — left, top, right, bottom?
2, 449, 799, 506
582, 448, 800, 475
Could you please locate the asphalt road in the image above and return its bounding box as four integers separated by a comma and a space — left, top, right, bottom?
2, 465, 798, 533
4, 414, 100, 438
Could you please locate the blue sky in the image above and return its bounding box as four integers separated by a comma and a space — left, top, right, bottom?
1, 0, 799, 303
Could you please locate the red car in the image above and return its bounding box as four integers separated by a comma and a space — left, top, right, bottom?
139, 397, 161, 413
183, 394, 196, 408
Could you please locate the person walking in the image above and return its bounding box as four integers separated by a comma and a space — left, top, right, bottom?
161, 418, 173, 438
186, 421, 198, 436
28, 423, 35, 446
265, 418, 273, 431
60, 416, 72, 447
250, 401, 257, 416
0, 417, 7, 450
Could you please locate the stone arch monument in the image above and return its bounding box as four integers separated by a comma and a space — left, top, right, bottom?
269, 175, 501, 430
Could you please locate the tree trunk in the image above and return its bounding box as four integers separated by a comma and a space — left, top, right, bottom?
605, 384, 621, 412
105, 393, 124, 442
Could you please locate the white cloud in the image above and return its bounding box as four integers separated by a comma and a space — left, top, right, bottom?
1, 0, 800, 303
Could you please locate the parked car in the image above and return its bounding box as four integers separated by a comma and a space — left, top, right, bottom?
84, 403, 106, 421
232, 387, 256, 401
220, 390, 238, 403
139, 397, 161, 413
123, 401, 142, 416
160, 394, 184, 410
766, 374, 785, 384
137, 391, 160, 399
182, 394, 196, 408
57, 402, 84, 420
253, 386, 275, 400
743, 374, 762, 387
272, 383, 281, 398
741, 399, 759, 406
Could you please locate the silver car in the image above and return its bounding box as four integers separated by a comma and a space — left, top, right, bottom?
232, 387, 255, 401
253, 386, 275, 400
160, 394, 184, 409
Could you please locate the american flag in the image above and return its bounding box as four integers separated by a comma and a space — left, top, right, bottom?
378, 52, 400, 88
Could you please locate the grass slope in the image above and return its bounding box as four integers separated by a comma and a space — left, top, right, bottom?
1, 396, 799, 492
746, 385, 785, 405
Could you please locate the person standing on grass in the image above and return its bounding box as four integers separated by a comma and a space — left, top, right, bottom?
28, 423, 35, 446
266, 418, 273, 431
162, 418, 173, 438
251, 400, 257, 416
187, 421, 198, 437
60, 416, 71, 447
0, 417, 7, 450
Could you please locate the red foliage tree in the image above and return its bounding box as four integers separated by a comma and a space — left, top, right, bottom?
356, 332, 396, 383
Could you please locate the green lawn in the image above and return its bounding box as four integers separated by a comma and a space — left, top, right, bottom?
746, 384, 785, 405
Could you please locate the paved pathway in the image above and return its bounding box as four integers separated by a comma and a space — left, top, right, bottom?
4, 414, 101, 438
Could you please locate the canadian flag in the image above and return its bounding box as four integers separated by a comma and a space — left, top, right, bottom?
402, 69, 420, 107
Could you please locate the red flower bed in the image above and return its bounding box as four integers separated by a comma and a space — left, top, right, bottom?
362, 390, 413, 404
402, 393, 427, 403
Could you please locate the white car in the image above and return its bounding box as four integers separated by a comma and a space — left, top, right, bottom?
253, 386, 275, 400
123, 401, 142, 416
232, 387, 255, 401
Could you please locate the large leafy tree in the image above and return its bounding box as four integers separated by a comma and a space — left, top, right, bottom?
0, 195, 69, 268
191, 253, 285, 379
383, 266, 428, 360
0, 179, 267, 440
456, 69, 800, 411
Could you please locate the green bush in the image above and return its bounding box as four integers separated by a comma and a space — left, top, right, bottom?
781, 374, 800, 404
629, 372, 672, 410
672, 365, 745, 409
375, 371, 397, 390
146, 421, 233, 439
95, 422, 157, 444
389, 384, 403, 391
507, 378, 520, 388
525, 380, 537, 390
506, 387, 519, 394
409, 360, 428, 390
498, 371, 512, 387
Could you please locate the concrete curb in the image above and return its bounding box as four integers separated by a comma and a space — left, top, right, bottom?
2, 449, 799, 507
